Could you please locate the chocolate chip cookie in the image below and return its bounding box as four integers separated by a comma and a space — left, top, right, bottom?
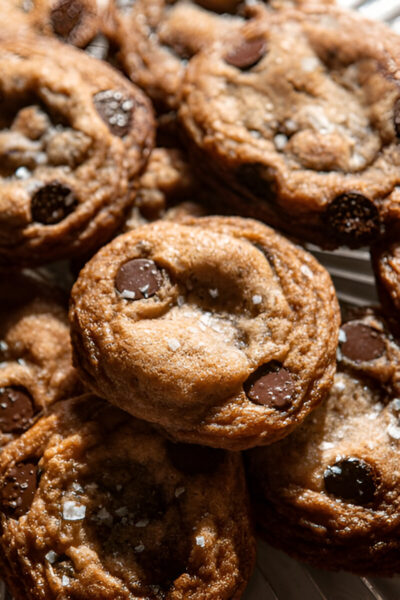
109, 0, 255, 109
0, 394, 255, 599
70, 216, 340, 450
372, 236, 400, 322
0, 35, 154, 267
123, 146, 207, 231
247, 308, 400, 575
4, 0, 99, 47
179, 5, 400, 248
0, 271, 80, 448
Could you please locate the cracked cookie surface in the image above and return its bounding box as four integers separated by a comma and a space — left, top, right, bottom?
179, 5, 400, 248
0, 35, 154, 267
0, 271, 80, 448
0, 395, 255, 599
247, 308, 400, 575
70, 216, 339, 450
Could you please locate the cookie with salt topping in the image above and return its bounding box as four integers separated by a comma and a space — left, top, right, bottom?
70, 216, 339, 450
179, 4, 400, 248
0, 394, 255, 599
0, 271, 80, 448
247, 307, 400, 575
0, 34, 154, 267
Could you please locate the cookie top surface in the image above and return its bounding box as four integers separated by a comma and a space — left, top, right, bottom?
70, 216, 339, 450
0, 35, 154, 267
110, 0, 257, 109
179, 5, 400, 248
247, 308, 400, 574
0, 271, 80, 447
0, 394, 255, 599
4, 0, 99, 47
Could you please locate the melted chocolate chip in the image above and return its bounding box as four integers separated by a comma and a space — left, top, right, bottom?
115, 258, 163, 300
0, 387, 34, 434
166, 441, 224, 475
0, 462, 38, 518
394, 97, 400, 138
244, 362, 295, 408
341, 322, 385, 363
196, 0, 242, 13
225, 37, 266, 70
31, 182, 77, 225
93, 90, 134, 137
324, 193, 381, 245
50, 0, 84, 41
324, 457, 376, 505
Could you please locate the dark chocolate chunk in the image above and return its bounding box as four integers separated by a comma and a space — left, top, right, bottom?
93, 90, 134, 137
196, 0, 242, 14
166, 441, 224, 475
31, 182, 77, 225
324, 457, 376, 505
115, 258, 162, 300
324, 193, 381, 245
341, 322, 385, 362
0, 462, 38, 518
225, 37, 266, 70
244, 362, 295, 408
0, 387, 34, 434
50, 0, 84, 41
394, 97, 400, 138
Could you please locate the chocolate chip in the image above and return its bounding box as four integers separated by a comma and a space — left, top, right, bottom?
225, 37, 266, 70
394, 97, 400, 138
50, 0, 84, 41
341, 322, 385, 363
115, 259, 163, 300
93, 90, 134, 137
244, 362, 295, 408
0, 387, 34, 434
166, 441, 225, 475
195, 0, 242, 13
31, 182, 77, 225
0, 462, 38, 518
324, 193, 381, 245
324, 457, 376, 505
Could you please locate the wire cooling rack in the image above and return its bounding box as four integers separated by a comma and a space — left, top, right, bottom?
243, 3, 400, 598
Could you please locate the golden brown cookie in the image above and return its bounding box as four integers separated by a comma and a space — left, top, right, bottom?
0, 271, 80, 448
123, 146, 208, 231
3, 0, 99, 47
0, 35, 154, 267
372, 235, 400, 321
70, 216, 340, 450
0, 394, 255, 599
179, 5, 400, 248
246, 308, 400, 575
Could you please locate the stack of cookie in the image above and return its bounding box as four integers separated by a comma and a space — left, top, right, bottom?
1, 0, 400, 597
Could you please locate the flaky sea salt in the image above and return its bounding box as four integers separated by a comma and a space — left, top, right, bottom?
167, 338, 181, 351
208, 288, 219, 298
196, 535, 205, 547
45, 551, 58, 563
121, 289, 136, 300
175, 487, 185, 498
135, 519, 149, 527
300, 264, 313, 279
252, 295, 262, 305
115, 506, 128, 517
177, 295, 185, 307
388, 423, 400, 440
274, 133, 288, 150
62, 575, 70, 586
135, 543, 145, 553
301, 57, 319, 72
63, 501, 86, 521
338, 329, 347, 343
